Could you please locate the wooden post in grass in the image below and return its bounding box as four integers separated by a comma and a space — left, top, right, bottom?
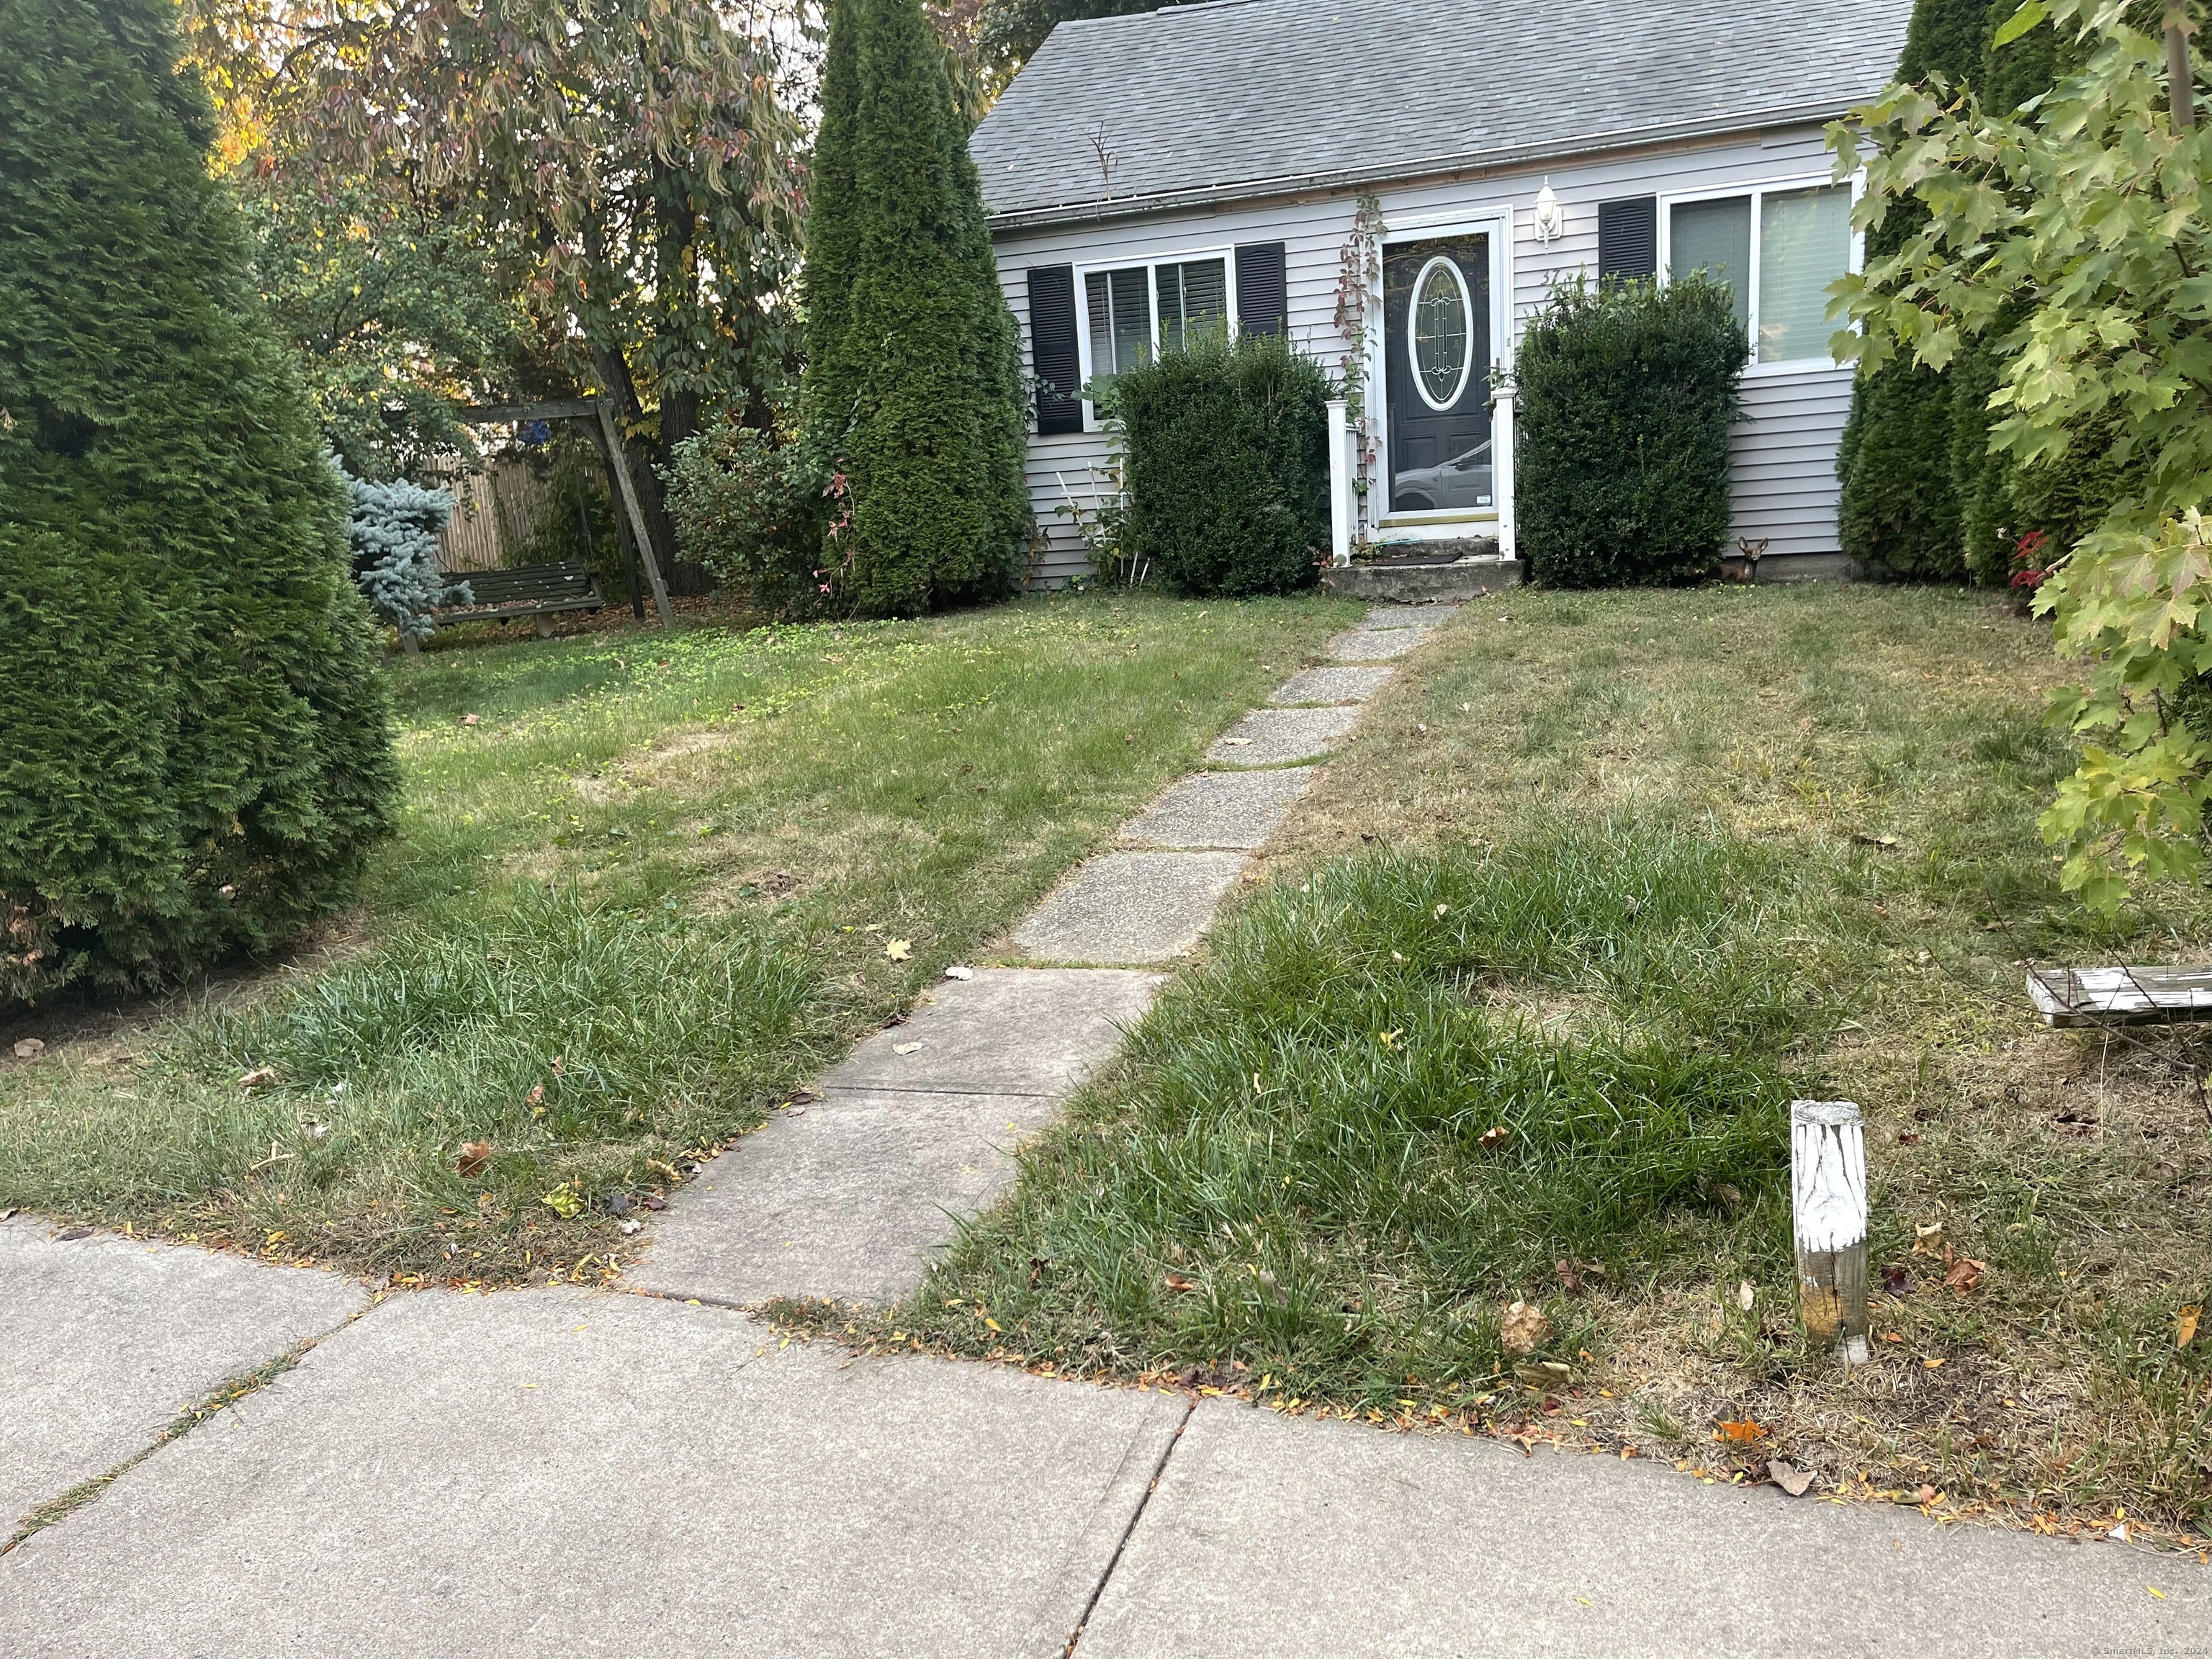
593, 399, 676, 629
1791, 1099, 1869, 1364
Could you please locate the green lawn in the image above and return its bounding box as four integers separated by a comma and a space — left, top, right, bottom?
0, 591, 1358, 1282
899, 584, 2212, 1539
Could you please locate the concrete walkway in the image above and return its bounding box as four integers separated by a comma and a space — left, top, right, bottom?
4, 606, 2206, 1655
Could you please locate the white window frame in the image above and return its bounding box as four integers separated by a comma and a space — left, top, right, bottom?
1071, 243, 1240, 432
1655, 171, 1864, 377
1370, 204, 1515, 529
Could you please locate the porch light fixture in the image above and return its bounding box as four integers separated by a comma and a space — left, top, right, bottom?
1530, 181, 1565, 243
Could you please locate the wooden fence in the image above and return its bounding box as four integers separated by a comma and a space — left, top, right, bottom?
428, 458, 553, 574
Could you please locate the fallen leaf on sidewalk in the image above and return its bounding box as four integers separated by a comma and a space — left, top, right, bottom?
1221, 737, 1253, 746
894, 1041, 924, 1055
1766, 1459, 1815, 1497
456, 1141, 493, 1178
884, 938, 912, 961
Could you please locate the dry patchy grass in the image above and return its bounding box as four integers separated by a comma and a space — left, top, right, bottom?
908, 583, 2212, 1542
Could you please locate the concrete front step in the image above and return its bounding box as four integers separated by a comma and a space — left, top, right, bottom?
1322, 554, 1523, 603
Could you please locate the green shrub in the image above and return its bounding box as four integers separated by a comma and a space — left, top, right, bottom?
1838, 355, 1966, 580
1837, 0, 2085, 583
1516, 276, 1748, 588
662, 418, 826, 613
1114, 329, 1330, 597
0, 0, 399, 1004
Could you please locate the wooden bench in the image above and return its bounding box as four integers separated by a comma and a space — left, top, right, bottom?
432, 562, 604, 637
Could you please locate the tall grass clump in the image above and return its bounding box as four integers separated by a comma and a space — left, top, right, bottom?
0, 888, 824, 1273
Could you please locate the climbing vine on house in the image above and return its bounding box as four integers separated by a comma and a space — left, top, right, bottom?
1333, 191, 1385, 545
1834, 0, 2212, 909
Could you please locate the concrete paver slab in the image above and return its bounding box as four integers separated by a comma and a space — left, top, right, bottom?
819, 966, 1160, 1097
1206, 706, 1359, 766
631, 1088, 1061, 1305
1364, 605, 1455, 629
0, 1218, 365, 1532
1079, 1402, 2209, 1658
0, 1289, 1187, 1659
1327, 626, 1421, 662
1012, 851, 1245, 964
1269, 665, 1392, 706
1121, 768, 1316, 850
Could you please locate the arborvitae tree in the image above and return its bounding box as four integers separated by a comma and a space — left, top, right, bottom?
0, 0, 399, 1003
1835, 0, 1990, 580
803, 0, 1031, 614
798, 0, 865, 462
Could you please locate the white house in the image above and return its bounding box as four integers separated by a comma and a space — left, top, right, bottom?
969, 0, 1915, 588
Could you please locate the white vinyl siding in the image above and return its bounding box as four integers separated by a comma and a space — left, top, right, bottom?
996, 124, 1855, 587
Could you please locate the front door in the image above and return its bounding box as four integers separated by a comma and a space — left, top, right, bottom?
1383, 234, 1493, 515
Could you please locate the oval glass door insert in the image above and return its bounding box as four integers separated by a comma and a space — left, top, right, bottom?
1410, 256, 1473, 411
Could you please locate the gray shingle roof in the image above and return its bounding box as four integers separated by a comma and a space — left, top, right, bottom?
972, 0, 1913, 226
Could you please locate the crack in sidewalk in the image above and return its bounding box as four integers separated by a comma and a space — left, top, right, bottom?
1063, 1395, 1197, 1657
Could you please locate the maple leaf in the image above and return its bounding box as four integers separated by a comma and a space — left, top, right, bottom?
884, 938, 912, 961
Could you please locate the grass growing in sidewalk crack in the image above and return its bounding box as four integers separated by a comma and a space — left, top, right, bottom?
3, 1329, 335, 1553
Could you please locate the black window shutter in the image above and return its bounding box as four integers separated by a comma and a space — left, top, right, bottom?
1235, 241, 1288, 337
1026, 264, 1083, 434
1597, 197, 1658, 282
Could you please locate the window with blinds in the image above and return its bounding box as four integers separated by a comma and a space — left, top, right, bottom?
1156, 257, 1227, 350
1755, 186, 1851, 364
1664, 183, 1853, 367
1083, 253, 1234, 402
1084, 266, 1152, 381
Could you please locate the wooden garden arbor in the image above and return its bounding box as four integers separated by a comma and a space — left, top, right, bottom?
457, 395, 675, 628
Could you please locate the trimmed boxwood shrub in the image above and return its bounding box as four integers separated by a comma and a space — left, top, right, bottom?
1516, 276, 1748, 588
0, 0, 400, 1004
1115, 329, 1330, 597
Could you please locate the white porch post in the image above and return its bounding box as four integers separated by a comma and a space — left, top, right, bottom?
1491, 364, 1517, 565
1326, 396, 1353, 567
